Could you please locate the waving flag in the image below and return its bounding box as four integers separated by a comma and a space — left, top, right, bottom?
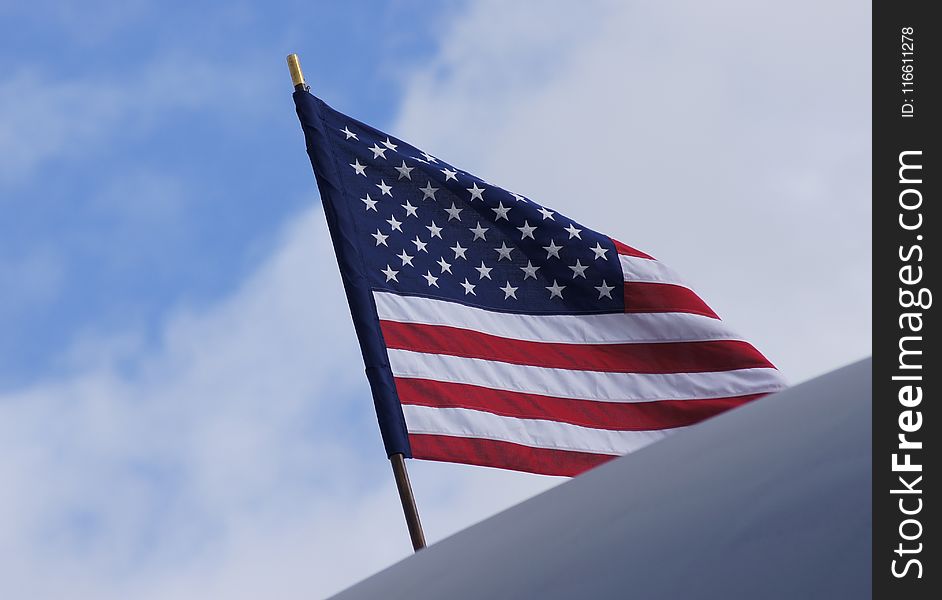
294, 90, 786, 477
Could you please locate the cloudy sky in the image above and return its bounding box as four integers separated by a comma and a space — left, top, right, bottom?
1, 1, 869, 597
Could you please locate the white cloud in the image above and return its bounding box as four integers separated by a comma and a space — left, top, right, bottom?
0, 58, 265, 184
394, 0, 871, 383
0, 71, 123, 183
0, 208, 556, 599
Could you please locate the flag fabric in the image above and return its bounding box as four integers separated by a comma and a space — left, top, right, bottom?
294, 90, 787, 477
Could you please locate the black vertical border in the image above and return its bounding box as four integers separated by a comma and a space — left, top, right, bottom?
874, 1, 937, 596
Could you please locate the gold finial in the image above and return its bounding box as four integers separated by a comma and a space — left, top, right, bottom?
287, 54, 306, 89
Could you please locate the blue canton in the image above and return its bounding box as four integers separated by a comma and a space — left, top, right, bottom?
316, 108, 624, 315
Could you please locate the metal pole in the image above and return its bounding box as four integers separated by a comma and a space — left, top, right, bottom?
286, 53, 309, 92
390, 453, 427, 551
286, 53, 425, 553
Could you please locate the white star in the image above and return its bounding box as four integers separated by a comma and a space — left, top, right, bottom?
595, 280, 615, 299
361, 194, 378, 211
381, 137, 398, 150
395, 161, 414, 180
500, 281, 518, 299
402, 200, 418, 218
569, 259, 588, 279
441, 168, 458, 182
437, 257, 453, 274
564, 223, 582, 239
494, 242, 514, 261
470, 222, 489, 241
546, 280, 566, 299
520, 261, 540, 280
444, 203, 463, 221
397, 250, 414, 267
369, 143, 388, 159
451, 242, 468, 260
511, 192, 527, 203
381, 265, 399, 282
538, 207, 555, 220
491, 202, 510, 221
467, 182, 485, 201
421, 151, 438, 163
350, 159, 367, 177
460, 278, 477, 295
475, 261, 493, 280
423, 271, 439, 287
517, 221, 537, 240
340, 126, 358, 140
590, 242, 610, 260
376, 180, 392, 196
419, 182, 439, 200
372, 229, 388, 246
412, 236, 428, 253
426, 221, 443, 239
386, 215, 403, 232
543, 239, 562, 259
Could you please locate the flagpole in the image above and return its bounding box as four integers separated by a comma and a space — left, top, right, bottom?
286, 53, 427, 553
390, 453, 427, 551
287, 53, 308, 91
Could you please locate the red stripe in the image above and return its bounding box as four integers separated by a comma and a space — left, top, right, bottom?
396, 378, 765, 431
610, 238, 654, 260
623, 282, 719, 319
409, 433, 615, 477
381, 321, 771, 374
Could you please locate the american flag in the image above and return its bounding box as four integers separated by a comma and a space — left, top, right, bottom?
294, 91, 786, 477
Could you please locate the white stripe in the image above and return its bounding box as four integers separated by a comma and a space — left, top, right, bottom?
374, 291, 742, 344
388, 349, 786, 403
619, 254, 688, 286
403, 404, 679, 455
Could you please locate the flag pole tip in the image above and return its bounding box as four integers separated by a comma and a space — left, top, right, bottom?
286, 53, 308, 91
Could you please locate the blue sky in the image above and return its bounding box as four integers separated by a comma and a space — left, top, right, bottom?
1, 1, 869, 598
0, 0, 460, 389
